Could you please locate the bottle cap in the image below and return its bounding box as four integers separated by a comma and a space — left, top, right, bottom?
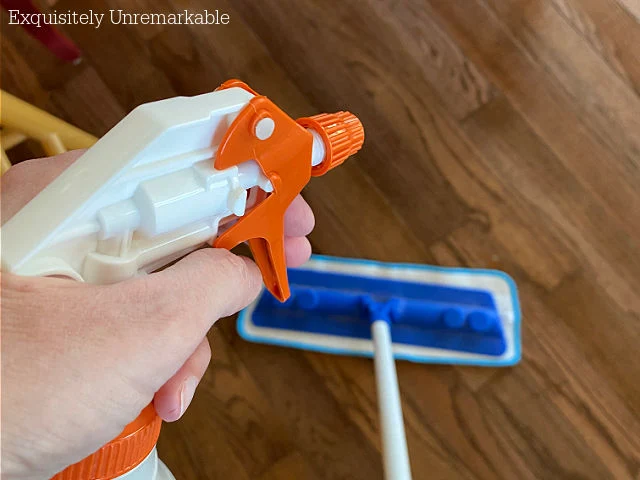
50, 404, 161, 480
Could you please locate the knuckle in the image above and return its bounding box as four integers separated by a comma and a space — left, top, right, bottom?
213, 250, 261, 303
220, 249, 246, 270
217, 250, 251, 280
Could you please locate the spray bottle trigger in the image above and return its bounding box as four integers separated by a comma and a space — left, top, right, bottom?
211, 89, 313, 302
213, 196, 290, 301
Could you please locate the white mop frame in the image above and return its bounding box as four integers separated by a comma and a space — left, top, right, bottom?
238, 254, 522, 367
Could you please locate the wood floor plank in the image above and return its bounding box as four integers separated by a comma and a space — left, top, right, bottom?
304, 352, 480, 480
232, 0, 474, 243
544, 273, 640, 406
425, 0, 640, 231
200, 326, 292, 476
481, 314, 640, 480
47, 66, 126, 137
458, 97, 640, 408
157, 415, 251, 480
461, 96, 640, 313
304, 160, 435, 262
441, 221, 640, 479
365, 0, 495, 119
398, 360, 538, 480
400, 93, 582, 292
351, 72, 584, 289
56, 0, 178, 109
549, 0, 640, 94
157, 390, 252, 478
157, 324, 295, 478
258, 452, 317, 480
165, 0, 303, 101
1, 24, 59, 116
482, 0, 640, 161
144, 25, 232, 97
218, 325, 384, 480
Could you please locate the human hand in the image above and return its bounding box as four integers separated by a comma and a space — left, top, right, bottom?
1, 151, 315, 479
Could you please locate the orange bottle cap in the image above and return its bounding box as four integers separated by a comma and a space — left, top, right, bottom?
297, 112, 365, 176
50, 404, 161, 480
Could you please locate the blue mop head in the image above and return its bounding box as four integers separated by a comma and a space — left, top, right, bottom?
238, 255, 521, 366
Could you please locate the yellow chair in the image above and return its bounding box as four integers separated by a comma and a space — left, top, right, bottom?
0, 90, 98, 174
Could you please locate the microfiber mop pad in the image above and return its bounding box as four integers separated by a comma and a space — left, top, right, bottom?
238, 255, 521, 367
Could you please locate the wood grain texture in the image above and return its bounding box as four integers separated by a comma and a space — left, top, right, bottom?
425, 0, 640, 227
367, 0, 496, 119
549, 0, 640, 94
482, 0, 640, 161
616, 0, 640, 22
2, 0, 639, 478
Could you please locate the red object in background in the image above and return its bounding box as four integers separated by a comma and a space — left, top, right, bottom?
1, 0, 81, 63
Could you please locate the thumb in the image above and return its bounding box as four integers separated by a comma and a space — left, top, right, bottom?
156, 247, 262, 320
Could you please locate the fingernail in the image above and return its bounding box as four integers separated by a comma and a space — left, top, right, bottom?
178, 376, 199, 418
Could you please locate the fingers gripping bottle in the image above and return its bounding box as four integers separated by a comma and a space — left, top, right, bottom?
0, 80, 364, 480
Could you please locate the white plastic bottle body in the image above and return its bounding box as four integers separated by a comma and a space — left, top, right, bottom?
1, 93, 327, 285
116, 447, 176, 480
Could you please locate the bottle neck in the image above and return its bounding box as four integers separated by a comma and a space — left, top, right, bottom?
114, 447, 158, 480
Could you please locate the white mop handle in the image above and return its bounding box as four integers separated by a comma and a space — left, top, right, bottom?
372, 320, 413, 480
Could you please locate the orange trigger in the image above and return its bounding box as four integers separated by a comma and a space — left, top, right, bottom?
212, 95, 313, 301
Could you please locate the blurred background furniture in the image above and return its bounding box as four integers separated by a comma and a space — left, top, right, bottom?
1, 0, 82, 62
0, 89, 96, 174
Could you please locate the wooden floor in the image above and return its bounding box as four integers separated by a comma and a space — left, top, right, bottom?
3, 0, 640, 478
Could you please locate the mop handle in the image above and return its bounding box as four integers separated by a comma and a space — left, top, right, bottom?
371, 320, 413, 480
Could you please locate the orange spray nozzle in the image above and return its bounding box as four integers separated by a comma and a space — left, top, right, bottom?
213, 80, 364, 302
297, 111, 365, 176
